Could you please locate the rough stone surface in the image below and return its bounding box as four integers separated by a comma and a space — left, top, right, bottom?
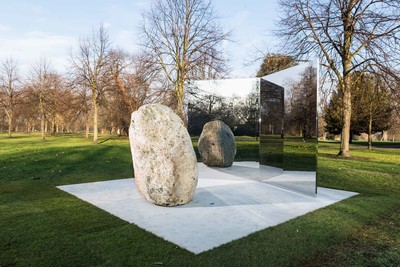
129, 104, 198, 206
198, 120, 236, 167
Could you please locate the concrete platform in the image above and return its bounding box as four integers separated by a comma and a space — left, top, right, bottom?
57, 162, 357, 254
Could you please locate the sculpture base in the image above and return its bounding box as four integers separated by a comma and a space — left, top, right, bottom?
57, 162, 357, 254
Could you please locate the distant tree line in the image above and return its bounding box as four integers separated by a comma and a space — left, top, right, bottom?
1, 0, 399, 153
0, 0, 230, 143
0, 42, 164, 142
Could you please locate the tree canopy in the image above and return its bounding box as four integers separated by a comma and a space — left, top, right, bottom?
277, 0, 400, 156
256, 54, 296, 77
324, 72, 392, 147
138, 0, 230, 118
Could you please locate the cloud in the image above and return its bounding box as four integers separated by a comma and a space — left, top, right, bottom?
0, 31, 75, 75
0, 24, 11, 32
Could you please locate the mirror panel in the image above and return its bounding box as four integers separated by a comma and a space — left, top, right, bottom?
259, 79, 284, 178
186, 78, 260, 162
186, 60, 318, 196
261, 61, 318, 195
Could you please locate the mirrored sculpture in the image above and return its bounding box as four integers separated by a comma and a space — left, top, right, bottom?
186, 78, 260, 161
186, 60, 318, 196
261, 61, 318, 195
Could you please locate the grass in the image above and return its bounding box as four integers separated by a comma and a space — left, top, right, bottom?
1, 133, 399, 266
259, 135, 317, 171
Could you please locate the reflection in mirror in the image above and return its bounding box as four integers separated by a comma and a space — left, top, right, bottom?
186, 79, 260, 162
186, 61, 318, 196
261, 61, 318, 195
259, 79, 284, 178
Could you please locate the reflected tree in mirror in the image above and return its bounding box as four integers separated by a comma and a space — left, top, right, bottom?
186, 60, 318, 195
261, 61, 318, 195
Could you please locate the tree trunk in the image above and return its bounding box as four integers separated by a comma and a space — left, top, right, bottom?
51, 119, 56, 136
25, 121, 29, 134
7, 112, 12, 138
40, 93, 46, 141
368, 113, 373, 150
110, 121, 115, 135
93, 100, 98, 144
339, 79, 351, 157
380, 131, 388, 142
85, 123, 89, 139
322, 132, 327, 141
176, 82, 184, 120
338, 4, 355, 157
41, 113, 46, 141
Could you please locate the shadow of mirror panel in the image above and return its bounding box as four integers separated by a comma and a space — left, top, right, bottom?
185, 78, 260, 162
261, 61, 318, 195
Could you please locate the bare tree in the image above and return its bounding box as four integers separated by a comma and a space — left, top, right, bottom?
0, 58, 20, 138
44, 73, 70, 135
17, 84, 38, 134
30, 58, 53, 141
388, 82, 400, 141
69, 25, 112, 144
108, 49, 133, 111
138, 0, 230, 118
74, 86, 92, 138
277, 0, 400, 157
188, 47, 230, 80
286, 66, 318, 137
105, 50, 167, 134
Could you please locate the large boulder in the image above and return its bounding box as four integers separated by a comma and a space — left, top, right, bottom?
198, 120, 236, 167
129, 104, 198, 206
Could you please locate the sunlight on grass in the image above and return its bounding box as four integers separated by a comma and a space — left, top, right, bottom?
0, 134, 399, 266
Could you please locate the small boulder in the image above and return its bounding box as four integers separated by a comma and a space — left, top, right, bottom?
198, 120, 236, 167
129, 104, 198, 206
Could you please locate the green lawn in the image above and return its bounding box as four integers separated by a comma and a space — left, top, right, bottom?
1, 134, 399, 266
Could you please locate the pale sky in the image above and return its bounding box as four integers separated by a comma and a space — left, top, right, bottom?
190, 60, 318, 99
0, 0, 279, 78
262, 60, 318, 88
190, 78, 259, 98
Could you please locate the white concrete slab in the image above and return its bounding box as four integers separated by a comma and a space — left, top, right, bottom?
57, 162, 358, 254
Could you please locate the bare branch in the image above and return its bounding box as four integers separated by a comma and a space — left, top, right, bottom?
138, 0, 231, 117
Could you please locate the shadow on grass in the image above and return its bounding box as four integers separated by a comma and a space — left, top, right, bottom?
1, 135, 399, 266
193, 195, 400, 266
319, 140, 400, 149
98, 138, 111, 144
319, 152, 372, 161
0, 143, 133, 185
